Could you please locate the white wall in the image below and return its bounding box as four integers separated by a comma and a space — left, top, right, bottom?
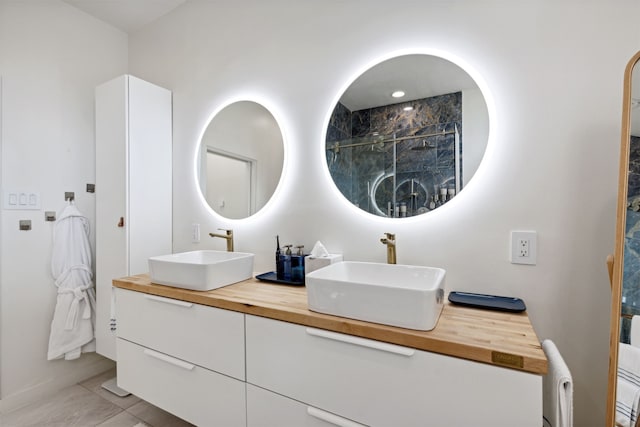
0, 0, 127, 410
128, 1, 640, 424
462, 87, 488, 186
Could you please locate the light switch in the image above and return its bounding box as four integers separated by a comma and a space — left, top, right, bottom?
4, 191, 41, 210
192, 223, 201, 243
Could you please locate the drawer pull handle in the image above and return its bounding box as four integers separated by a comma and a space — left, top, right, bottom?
145, 294, 193, 308
143, 349, 195, 371
305, 327, 415, 357
307, 406, 365, 427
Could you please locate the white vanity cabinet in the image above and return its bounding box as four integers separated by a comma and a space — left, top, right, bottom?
115, 288, 247, 426
95, 75, 172, 361
112, 276, 546, 427
245, 314, 542, 427
247, 383, 366, 427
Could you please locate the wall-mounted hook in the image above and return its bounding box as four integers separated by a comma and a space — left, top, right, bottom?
65, 192, 75, 202
19, 220, 31, 231
86, 184, 95, 193
45, 211, 56, 222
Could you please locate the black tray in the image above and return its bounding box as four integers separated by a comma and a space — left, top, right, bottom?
448, 291, 526, 312
255, 271, 305, 286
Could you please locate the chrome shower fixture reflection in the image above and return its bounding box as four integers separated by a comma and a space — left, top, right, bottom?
328, 128, 458, 218
411, 140, 437, 151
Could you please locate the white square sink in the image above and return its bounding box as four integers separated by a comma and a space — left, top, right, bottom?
148, 250, 254, 291
305, 261, 446, 331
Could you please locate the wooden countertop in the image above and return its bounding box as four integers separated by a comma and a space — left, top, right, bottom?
113, 274, 548, 375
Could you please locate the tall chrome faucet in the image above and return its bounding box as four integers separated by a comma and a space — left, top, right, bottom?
380, 232, 396, 264
209, 228, 234, 252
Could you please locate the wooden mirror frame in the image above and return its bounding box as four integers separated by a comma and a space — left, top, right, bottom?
606, 50, 640, 427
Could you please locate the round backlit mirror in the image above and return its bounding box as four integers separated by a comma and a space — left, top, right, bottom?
325, 53, 489, 218
198, 100, 284, 219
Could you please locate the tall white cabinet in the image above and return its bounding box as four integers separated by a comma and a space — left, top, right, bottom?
95, 75, 172, 361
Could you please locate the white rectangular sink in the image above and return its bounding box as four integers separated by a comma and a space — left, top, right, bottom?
305, 261, 446, 331
148, 250, 254, 291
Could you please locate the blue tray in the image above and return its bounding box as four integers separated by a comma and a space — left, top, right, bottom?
448, 291, 526, 312
255, 271, 305, 286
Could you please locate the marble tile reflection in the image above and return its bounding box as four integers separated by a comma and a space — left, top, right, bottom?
621, 136, 640, 342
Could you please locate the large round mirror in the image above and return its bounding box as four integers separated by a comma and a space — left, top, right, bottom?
197, 100, 284, 219
325, 53, 489, 218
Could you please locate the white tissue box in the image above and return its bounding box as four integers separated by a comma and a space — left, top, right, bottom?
305, 254, 343, 275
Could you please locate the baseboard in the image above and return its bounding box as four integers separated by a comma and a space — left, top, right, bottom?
0, 356, 115, 414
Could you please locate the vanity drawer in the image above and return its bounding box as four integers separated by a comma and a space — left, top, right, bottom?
247, 384, 365, 427
117, 339, 246, 427
246, 315, 542, 427
115, 288, 245, 380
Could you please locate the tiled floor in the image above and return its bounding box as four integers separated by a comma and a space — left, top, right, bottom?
0, 368, 194, 427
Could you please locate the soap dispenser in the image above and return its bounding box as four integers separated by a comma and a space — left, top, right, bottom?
291, 245, 305, 282
282, 245, 293, 281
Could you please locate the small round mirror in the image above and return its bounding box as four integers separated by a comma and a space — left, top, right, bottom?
325, 53, 489, 218
198, 100, 284, 219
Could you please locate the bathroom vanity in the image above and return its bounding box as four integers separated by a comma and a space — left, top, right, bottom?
113, 275, 547, 427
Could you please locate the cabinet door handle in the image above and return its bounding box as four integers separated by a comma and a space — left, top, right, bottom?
145, 294, 193, 308
305, 327, 415, 357
143, 348, 195, 371
306, 406, 365, 427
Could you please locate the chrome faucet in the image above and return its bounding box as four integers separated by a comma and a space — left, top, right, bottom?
380, 232, 396, 264
209, 228, 234, 252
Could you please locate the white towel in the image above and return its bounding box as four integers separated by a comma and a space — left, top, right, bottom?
47, 204, 96, 360
617, 343, 640, 427
542, 339, 573, 427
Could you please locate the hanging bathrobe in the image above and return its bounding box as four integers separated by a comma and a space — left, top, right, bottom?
47, 203, 96, 361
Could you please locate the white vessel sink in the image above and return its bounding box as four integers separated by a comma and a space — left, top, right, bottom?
305, 261, 446, 331
148, 250, 254, 291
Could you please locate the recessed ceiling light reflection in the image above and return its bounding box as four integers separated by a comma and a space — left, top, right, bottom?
403, 106, 413, 111
391, 90, 405, 98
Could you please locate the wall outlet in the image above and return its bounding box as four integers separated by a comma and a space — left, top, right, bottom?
510, 231, 537, 265
518, 238, 529, 257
